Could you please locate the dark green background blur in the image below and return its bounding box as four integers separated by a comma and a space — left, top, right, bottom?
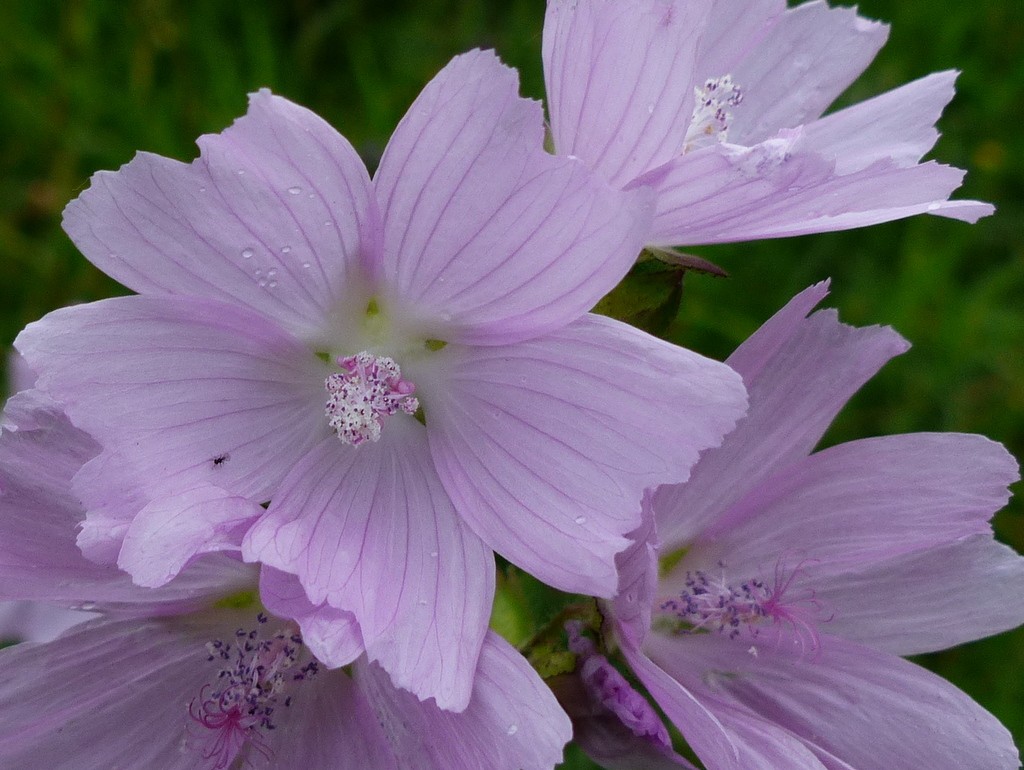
0, 1, 1021, 766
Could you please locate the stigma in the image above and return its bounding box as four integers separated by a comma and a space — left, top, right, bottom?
324, 351, 419, 446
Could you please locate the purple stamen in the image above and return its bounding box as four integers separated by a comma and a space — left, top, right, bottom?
661, 561, 826, 655
188, 616, 319, 769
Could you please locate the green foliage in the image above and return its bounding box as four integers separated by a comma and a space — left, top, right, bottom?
593, 259, 688, 336
0, 1, 1021, 767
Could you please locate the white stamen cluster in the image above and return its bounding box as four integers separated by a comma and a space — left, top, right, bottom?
683, 75, 743, 153
324, 351, 419, 446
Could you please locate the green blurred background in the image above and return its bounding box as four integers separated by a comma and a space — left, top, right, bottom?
0, 1, 1020, 766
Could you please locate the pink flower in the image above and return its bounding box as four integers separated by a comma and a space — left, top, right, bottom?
544, 0, 993, 247
0, 397, 572, 770
595, 285, 1024, 768
16, 50, 747, 709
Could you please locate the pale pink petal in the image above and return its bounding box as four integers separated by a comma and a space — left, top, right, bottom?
646, 136, 989, 246
118, 484, 264, 588
4, 349, 36, 395
611, 495, 662, 645
543, 0, 712, 187
374, 49, 650, 345
924, 198, 995, 222
620, 638, 824, 770
722, 281, 830, 382
16, 296, 327, 507
728, 1, 889, 145
421, 313, 746, 596
73, 449, 153, 564
693, 0, 785, 83
0, 388, 61, 432
688, 433, 1018, 575
259, 567, 365, 668
0, 601, 94, 643
261, 669, 392, 769
815, 535, 1024, 655
244, 418, 493, 711
62, 89, 376, 340
356, 632, 572, 770
646, 633, 1020, 769
803, 71, 959, 173
0, 619, 210, 769
0, 398, 254, 612
656, 286, 907, 549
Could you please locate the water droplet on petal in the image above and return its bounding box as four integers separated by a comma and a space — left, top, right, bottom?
268, 281, 278, 289
574, 516, 587, 525
258, 279, 268, 288
418, 599, 427, 606
237, 169, 246, 176
281, 246, 292, 254
287, 186, 302, 195
267, 268, 278, 278
241, 248, 254, 259
301, 262, 312, 269
429, 551, 438, 558
506, 725, 519, 736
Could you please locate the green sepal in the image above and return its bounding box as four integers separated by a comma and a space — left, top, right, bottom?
592, 258, 688, 337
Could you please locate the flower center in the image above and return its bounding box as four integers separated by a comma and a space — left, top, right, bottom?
661, 570, 772, 638
324, 351, 419, 446
188, 613, 319, 769
659, 563, 825, 654
683, 75, 743, 153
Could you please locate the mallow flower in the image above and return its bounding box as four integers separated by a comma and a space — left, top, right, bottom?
15, 50, 747, 710
543, 0, 994, 251
583, 284, 1024, 768
0, 394, 573, 770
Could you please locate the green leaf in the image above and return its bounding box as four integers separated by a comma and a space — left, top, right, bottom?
592, 259, 688, 336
